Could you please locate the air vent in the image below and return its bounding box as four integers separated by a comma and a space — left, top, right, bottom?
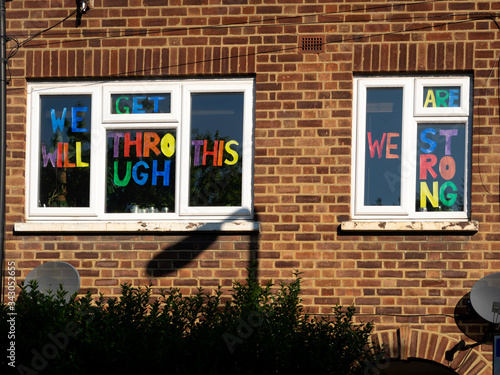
299, 36, 325, 53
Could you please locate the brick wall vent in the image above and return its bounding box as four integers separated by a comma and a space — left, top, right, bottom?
299, 36, 325, 53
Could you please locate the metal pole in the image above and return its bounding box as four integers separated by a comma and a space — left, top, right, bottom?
0, 0, 7, 302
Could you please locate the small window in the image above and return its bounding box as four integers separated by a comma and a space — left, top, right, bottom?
351, 76, 472, 221
26, 79, 255, 223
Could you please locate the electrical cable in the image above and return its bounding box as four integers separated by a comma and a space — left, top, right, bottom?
2, 8, 497, 93
10, 10, 457, 41
16, 9, 77, 49
452, 347, 474, 370
449, 341, 484, 371
3, 2, 495, 72
7, 0, 444, 42
106, 14, 492, 77
475, 51, 500, 196
493, 18, 500, 138
11, 10, 494, 51
313, 312, 457, 319
7, 34, 18, 59
1, 12, 491, 92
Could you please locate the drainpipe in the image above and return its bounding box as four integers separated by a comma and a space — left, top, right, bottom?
0, 0, 8, 302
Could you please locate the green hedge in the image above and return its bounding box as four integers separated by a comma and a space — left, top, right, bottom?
1, 270, 383, 375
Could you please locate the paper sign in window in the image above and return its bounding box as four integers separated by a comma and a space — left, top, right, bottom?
106, 129, 176, 213
423, 86, 461, 108
416, 123, 465, 212
38, 95, 91, 208
189, 93, 244, 207
111, 93, 171, 114
364, 88, 403, 206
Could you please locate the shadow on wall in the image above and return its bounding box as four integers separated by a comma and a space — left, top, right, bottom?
453, 292, 500, 344
145, 219, 260, 281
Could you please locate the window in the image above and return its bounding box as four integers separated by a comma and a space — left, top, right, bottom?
351, 76, 472, 222
25, 79, 255, 227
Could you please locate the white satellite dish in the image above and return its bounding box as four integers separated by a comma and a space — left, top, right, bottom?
24, 261, 81, 301
470, 272, 500, 324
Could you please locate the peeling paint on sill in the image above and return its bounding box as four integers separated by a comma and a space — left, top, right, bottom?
340, 221, 479, 232
14, 221, 260, 233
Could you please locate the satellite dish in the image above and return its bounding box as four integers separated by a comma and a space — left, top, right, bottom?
24, 261, 81, 301
470, 272, 500, 324
453, 292, 499, 344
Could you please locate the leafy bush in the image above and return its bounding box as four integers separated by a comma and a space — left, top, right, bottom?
1, 271, 383, 375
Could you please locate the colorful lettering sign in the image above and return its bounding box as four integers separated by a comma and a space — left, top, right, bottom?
39, 95, 92, 207
107, 131, 175, 187
106, 129, 176, 213
417, 124, 465, 211
423, 86, 460, 108
191, 139, 239, 166
111, 93, 171, 114
189, 92, 244, 207
42, 107, 90, 168
364, 87, 403, 207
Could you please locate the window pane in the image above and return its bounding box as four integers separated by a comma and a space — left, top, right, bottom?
364, 88, 403, 206
106, 130, 176, 213
110, 93, 171, 114
416, 123, 465, 212
189, 93, 243, 207
39, 95, 91, 207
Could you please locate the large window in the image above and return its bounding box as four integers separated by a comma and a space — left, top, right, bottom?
351, 76, 472, 221
26, 79, 254, 223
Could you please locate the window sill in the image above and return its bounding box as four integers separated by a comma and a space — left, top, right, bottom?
14, 220, 260, 233
340, 220, 478, 232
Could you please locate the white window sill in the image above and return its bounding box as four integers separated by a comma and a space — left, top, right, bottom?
14, 220, 260, 233
340, 220, 478, 232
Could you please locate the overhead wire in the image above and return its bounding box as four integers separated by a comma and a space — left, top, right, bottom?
12, 10, 496, 51
16, 11, 484, 51
2, 4, 498, 94
8, 0, 443, 42
475, 51, 500, 196
3, 0, 497, 75
2, 11, 494, 91
17, 9, 78, 49
104, 13, 494, 77
474, 14, 500, 196
473, 5, 500, 196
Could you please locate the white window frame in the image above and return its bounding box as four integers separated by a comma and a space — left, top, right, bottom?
351, 76, 471, 222
27, 84, 102, 219
180, 81, 254, 217
24, 78, 255, 227
414, 77, 470, 117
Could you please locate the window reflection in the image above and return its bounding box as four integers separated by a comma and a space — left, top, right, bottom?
39, 95, 91, 207
189, 93, 244, 207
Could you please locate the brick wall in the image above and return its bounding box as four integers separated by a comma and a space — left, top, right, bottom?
4, 0, 500, 372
